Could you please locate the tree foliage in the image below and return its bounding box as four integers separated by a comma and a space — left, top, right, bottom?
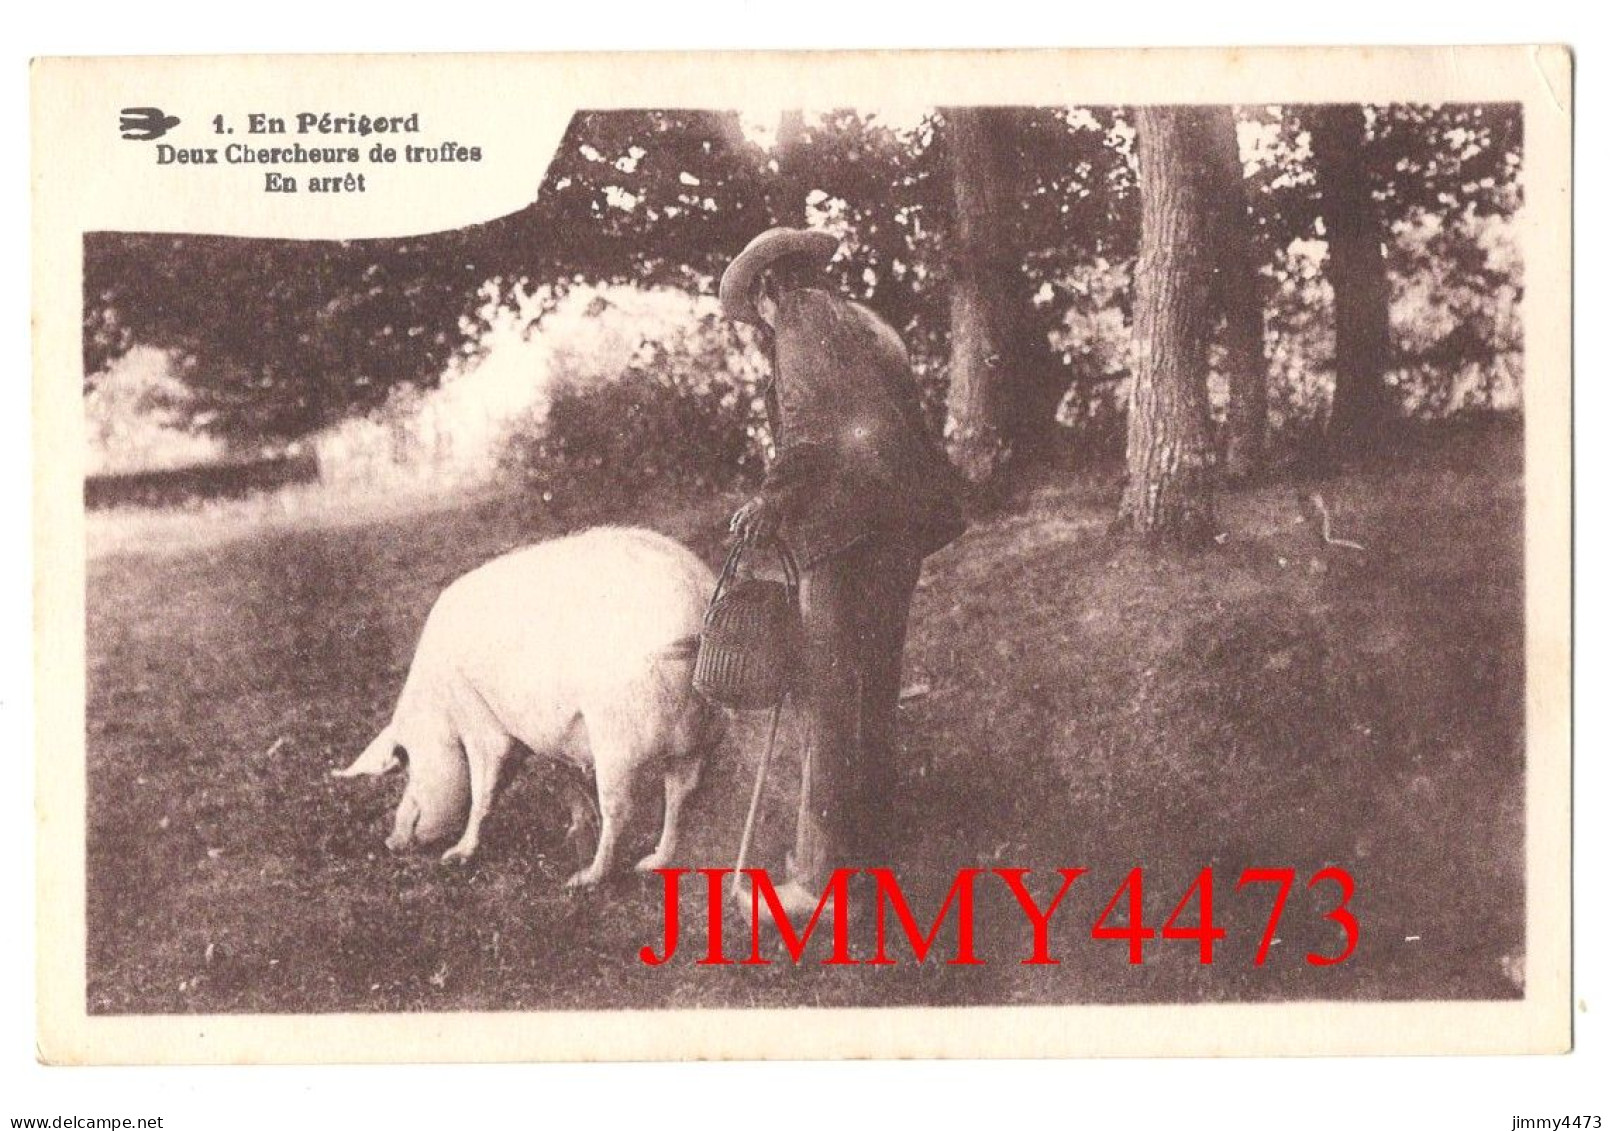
83, 101, 1523, 459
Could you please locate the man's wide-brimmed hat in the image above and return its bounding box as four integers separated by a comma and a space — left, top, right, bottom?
719, 227, 839, 325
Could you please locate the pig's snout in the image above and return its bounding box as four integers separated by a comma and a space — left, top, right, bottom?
385, 795, 421, 853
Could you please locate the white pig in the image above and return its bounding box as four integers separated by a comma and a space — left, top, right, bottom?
334, 526, 717, 887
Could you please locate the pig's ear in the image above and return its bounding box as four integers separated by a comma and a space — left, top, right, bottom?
332, 726, 402, 778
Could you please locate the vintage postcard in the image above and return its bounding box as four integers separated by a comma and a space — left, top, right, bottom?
32, 45, 1572, 1064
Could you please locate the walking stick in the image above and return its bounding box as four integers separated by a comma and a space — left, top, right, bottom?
731, 690, 788, 905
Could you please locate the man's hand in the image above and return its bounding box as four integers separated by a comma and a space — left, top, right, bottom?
729, 495, 779, 547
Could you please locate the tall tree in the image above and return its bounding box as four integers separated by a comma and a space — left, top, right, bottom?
943, 106, 1040, 488
1118, 106, 1220, 544
943, 106, 1017, 485
763, 110, 810, 226
1308, 104, 1397, 451
1206, 108, 1268, 480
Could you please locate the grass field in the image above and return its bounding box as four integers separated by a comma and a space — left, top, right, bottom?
84, 423, 1526, 1013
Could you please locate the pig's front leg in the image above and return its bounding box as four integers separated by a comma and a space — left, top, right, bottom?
636, 755, 702, 873
442, 732, 513, 866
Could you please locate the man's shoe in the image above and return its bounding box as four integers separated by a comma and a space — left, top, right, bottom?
732, 876, 831, 921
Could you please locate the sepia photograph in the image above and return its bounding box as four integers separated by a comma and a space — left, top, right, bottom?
32, 46, 1571, 1065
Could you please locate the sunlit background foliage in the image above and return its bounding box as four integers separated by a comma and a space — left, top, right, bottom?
83, 103, 1522, 500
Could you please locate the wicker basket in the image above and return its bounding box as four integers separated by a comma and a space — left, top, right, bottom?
693, 540, 801, 710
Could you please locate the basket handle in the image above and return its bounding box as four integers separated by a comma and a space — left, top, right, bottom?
708, 535, 800, 613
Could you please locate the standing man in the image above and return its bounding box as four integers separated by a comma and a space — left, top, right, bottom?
719, 227, 964, 915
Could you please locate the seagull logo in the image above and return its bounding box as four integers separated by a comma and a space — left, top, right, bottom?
120, 107, 181, 141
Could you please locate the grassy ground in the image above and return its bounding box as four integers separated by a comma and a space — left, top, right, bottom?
84, 423, 1526, 1013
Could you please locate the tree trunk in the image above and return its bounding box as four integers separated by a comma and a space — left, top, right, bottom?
1309, 104, 1396, 452
764, 110, 809, 226
1206, 108, 1267, 481
1118, 106, 1220, 545
944, 106, 1026, 488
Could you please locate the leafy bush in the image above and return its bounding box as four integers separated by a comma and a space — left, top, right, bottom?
1388, 208, 1523, 416
85, 346, 228, 475
314, 280, 554, 491
497, 289, 770, 509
